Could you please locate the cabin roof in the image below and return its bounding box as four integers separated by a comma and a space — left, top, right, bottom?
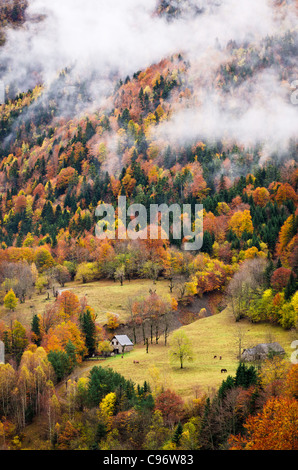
112, 335, 133, 346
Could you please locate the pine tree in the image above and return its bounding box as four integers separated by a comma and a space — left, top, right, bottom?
96, 421, 107, 442
218, 375, 235, 400
172, 422, 183, 446
65, 340, 77, 369
143, 381, 151, 394
284, 272, 297, 300
3, 331, 11, 354
31, 314, 41, 346
48, 350, 71, 382
264, 259, 274, 288
80, 308, 96, 356
235, 363, 257, 389
201, 231, 214, 255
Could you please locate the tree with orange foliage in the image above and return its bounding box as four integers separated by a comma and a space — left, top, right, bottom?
109, 175, 121, 198
121, 170, 136, 197
56, 167, 78, 191
13, 194, 27, 214
56, 290, 81, 320
43, 320, 87, 362
203, 212, 227, 243
140, 228, 169, 265
284, 364, 298, 399
33, 183, 45, 199
106, 312, 120, 331
274, 183, 297, 206
252, 187, 270, 207
276, 214, 298, 252
96, 240, 116, 278
194, 257, 232, 297
229, 396, 298, 450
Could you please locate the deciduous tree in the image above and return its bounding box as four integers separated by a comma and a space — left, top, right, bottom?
169, 330, 194, 369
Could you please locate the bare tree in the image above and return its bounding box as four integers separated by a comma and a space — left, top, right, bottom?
126, 296, 137, 345
49, 265, 71, 288
227, 258, 267, 321
175, 274, 189, 301
233, 325, 247, 361
1, 262, 34, 303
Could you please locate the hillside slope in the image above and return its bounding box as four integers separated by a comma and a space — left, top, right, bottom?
74, 307, 294, 399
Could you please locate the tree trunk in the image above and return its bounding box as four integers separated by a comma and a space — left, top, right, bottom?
155, 324, 159, 344
164, 324, 168, 346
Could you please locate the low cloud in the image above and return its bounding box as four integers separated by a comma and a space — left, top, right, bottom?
155, 69, 298, 155
0, 0, 297, 155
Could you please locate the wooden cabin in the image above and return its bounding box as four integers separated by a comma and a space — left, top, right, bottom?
110, 335, 134, 355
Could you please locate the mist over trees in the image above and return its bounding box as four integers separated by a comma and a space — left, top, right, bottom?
0, 0, 297, 452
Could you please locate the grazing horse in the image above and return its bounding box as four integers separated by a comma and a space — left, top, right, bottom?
214, 355, 217, 359
221, 369, 227, 373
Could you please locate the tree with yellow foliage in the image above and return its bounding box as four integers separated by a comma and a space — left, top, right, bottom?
98, 392, 117, 431
228, 210, 253, 238
3, 289, 18, 312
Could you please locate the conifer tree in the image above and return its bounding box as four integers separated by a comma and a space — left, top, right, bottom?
31, 314, 41, 346
80, 308, 96, 356
172, 422, 183, 446
284, 272, 297, 300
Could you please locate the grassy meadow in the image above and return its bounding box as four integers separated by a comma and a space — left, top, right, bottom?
0, 278, 172, 327
66, 278, 171, 324
0, 278, 294, 402
75, 307, 295, 401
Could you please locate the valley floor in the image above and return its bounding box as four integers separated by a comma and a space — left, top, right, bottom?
63, 307, 294, 400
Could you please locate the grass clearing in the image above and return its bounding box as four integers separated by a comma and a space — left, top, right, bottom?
0, 278, 172, 327
68, 278, 171, 324
0, 289, 53, 328
1, 278, 294, 402
76, 307, 295, 401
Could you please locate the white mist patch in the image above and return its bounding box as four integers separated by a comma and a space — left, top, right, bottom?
1, 0, 289, 88
0, 0, 297, 153
155, 70, 298, 153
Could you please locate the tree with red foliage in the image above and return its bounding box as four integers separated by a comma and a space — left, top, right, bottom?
155, 389, 184, 426
57, 421, 80, 450
271, 267, 292, 291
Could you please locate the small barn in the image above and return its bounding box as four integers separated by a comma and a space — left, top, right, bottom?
110, 335, 134, 355
241, 342, 285, 362
0, 340, 4, 364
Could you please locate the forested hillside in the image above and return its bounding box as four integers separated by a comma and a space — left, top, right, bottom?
0, 0, 297, 451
